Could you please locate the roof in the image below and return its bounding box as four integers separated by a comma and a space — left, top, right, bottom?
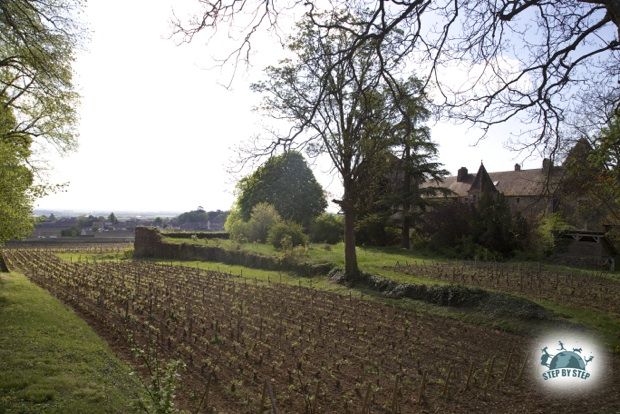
422, 165, 564, 197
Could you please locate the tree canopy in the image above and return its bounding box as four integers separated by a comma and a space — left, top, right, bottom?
0, 101, 34, 243
0, 0, 82, 154
176, 0, 620, 157
177, 208, 209, 224
251, 15, 430, 277
0, 0, 83, 243
237, 151, 326, 227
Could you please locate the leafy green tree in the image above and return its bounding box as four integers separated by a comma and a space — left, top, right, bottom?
354, 78, 448, 248
229, 202, 282, 243
0, 141, 34, 242
237, 151, 326, 227
309, 213, 343, 244
471, 192, 516, 257
561, 132, 620, 227
0, 0, 82, 154
177, 208, 209, 225
267, 221, 307, 248
252, 16, 408, 279
0, 98, 37, 242
245, 203, 282, 243
108, 212, 118, 224
0, 1, 83, 243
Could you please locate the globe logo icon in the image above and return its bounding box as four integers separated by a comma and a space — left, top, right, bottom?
549, 351, 586, 370
539, 340, 594, 384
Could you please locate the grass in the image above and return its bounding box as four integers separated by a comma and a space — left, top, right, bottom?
0, 271, 144, 414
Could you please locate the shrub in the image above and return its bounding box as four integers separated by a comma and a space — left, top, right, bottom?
224, 205, 243, 232
228, 202, 282, 243
246, 203, 282, 242
355, 213, 400, 246
532, 213, 574, 257
228, 220, 250, 243
268, 221, 308, 249
309, 213, 343, 244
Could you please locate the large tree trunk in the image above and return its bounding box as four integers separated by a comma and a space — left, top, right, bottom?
401, 143, 412, 249
343, 206, 358, 278
342, 178, 359, 279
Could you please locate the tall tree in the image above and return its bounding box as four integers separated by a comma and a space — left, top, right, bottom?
237, 151, 326, 227
386, 78, 448, 248
176, 1, 620, 157
0, 0, 83, 242
0, 100, 35, 242
251, 16, 403, 278
0, 0, 82, 153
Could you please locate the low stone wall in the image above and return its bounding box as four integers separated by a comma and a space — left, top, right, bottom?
163, 231, 229, 240
134, 227, 332, 276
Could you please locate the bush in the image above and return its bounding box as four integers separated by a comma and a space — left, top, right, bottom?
355, 213, 400, 246
309, 213, 343, 244
268, 221, 308, 249
531, 213, 574, 257
228, 202, 282, 243
247, 203, 282, 242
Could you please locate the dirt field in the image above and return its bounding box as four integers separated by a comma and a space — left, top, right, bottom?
3, 248, 619, 413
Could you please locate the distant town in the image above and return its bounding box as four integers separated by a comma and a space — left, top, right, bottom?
26, 208, 229, 241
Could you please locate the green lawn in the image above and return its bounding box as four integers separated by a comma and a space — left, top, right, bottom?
0, 272, 144, 414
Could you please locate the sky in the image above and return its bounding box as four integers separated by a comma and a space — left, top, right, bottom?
36, 0, 544, 214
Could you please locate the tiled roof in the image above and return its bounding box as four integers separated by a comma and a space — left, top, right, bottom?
422, 166, 563, 197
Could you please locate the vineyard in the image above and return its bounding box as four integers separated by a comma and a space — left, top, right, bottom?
391, 261, 620, 315
2, 248, 619, 413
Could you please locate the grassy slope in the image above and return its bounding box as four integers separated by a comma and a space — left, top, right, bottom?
0, 272, 143, 414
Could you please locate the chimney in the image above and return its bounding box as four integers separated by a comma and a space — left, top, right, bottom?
542, 158, 553, 172
514, 163, 521, 171
457, 167, 468, 182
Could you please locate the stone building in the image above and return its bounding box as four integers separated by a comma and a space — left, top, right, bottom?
420, 156, 617, 267
421, 159, 562, 220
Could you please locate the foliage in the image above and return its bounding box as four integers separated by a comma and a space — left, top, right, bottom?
237, 151, 326, 226
224, 204, 243, 232
60, 226, 80, 237
0, 0, 82, 154
418, 201, 474, 253
419, 193, 525, 260
129, 335, 186, 414
308, 213, 343, 244
470, 192, 517, 257
0, 102, 35, 243
531, 213, 574, 257
109, 212, 119, 224
267, 221, 307, 249
0, 0, 83, 243
354, 213, 400, 247
177, 208, 208, 224
229, 202, 282, 243
252, 14, 416, 278
560, 119, 620, 227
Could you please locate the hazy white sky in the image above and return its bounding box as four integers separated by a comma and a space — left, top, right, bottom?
36, 0, 544, 214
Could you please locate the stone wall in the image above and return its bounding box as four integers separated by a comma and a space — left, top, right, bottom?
133, 227, 333, 276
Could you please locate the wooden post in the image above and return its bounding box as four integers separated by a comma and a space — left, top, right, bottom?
517, 352, 529, 381
267, 380, 278, 414
484, 355, 496, 389
442, 366, 453, 398
258, 381, 267, 414
417, 372, 427, 404
463, 360, 474, 391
